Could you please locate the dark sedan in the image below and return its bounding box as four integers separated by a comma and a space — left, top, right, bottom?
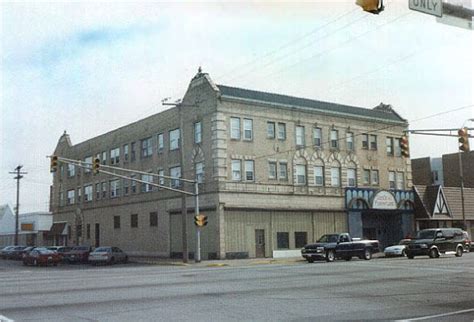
23, 248, 61, 266
5, 246, 28, 260
63, 246, 92, 263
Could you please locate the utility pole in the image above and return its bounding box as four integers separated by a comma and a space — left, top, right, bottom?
458, 152, 466, 229
9, 165, 27, 246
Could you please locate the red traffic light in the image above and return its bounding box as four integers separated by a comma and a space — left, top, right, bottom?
50, 155, 58, 173
400, 136, 409, 158
458, 127, 470, 152
194, 214, 208, 227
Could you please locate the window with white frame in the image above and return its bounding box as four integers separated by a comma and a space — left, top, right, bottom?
67, 164, 75, 177
330, 129, 339, 149
370, 135, 377, 150
77, 187, 82, 203
95, 183, 100, 200
59, 191, 64, 207
347, 168, 357, 187
314, 166, 324, 186
141, 174, 153, 192
230, 117, 241, 139
268, 162, 277, 179
394, 138, 402, 157
277, 123, 286, 140
231, 160, 241, 181
110, 179, 120, 198
131, 175, 137, 193
110, 147, 120, 165
386, 137, 394, 156
267, 122, 275, 139
170, 166, 181, 188
157, 169, 164, 186
279, 162, 288, 181
101, 182, 107, 198
331, 166, 341, 187
194, 122, 202, 144
389, 171, 396, 189
295, 164, 306, 185
123, 178, 129, 195
67, 190, 75, 205
130, 142, 136, 161
396, 172, 404, 190
245, 160, 255, 181
84, 185, 93, 202
243, 119, 253, 140
123, 144, 129, 161
195, 162, 203, 183
102, 151, 107, 165
346, 132, 354, 151
362, 134, 369, 149
141, 137, 153, 157
157, 133, 164, 152
169, 129, 180, 151
296, 126, 305, 146
84, 156, 92, 173
371, 170, 379, 185
363, 169, 370, 185
313, 127, 322, 147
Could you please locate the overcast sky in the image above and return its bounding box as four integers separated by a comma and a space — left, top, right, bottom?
1, 0, 473, 213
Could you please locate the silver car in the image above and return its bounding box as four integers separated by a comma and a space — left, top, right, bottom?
384, 239, 411, 257
88, 247, 128, 265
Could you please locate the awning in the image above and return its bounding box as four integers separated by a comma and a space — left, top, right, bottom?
49, 222, 67, 235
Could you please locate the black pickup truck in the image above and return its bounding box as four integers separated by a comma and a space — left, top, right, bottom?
301, 233, 380, 263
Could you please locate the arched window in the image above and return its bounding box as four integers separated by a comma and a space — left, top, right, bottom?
330, 160, 341, 187
347, 161, 357, 187
313, 158, 325, 186
294, 157, 307, 185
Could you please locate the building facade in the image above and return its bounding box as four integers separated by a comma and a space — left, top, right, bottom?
50, 71, 413, 258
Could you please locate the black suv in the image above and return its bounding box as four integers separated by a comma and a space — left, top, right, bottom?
406, 228, 465, 259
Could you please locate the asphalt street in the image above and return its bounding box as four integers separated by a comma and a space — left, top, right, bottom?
1, 254, 474, 321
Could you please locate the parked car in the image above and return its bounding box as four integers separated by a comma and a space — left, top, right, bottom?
0, 246, 16, 259
88, 247, 128, 265
47, 246, 73, 260
405, 228, 466, 259
5, 246, 28, 260
301, 233, 380, 263
20, 246, 37, 260
22, 248, 61, 266
63, 246, 92, 263
383, 239, 411, 257
462, 231, 471, 252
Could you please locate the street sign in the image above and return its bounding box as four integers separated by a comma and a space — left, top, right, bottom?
409, 0, 443, 17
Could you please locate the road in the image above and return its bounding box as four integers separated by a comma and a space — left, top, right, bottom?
1, 254, 474, 321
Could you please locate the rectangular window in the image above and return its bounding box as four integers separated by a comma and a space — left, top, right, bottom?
314, 166, 324, 186
170, 166, 181, 188
330, 129, 339, 149
194, 122, 202, 144
110, 147, 120, 165
131, 142, 136, 162
84, 185, 93, 202
131, 214, 138, 228
59, 191, 64, 207
101, 151, 107, 165
267, 122, 275, 139
123, 144, 129, 161
389, 171, 396, 189
195, 162, 204, 184
86, 224, 91, 239
362, 134, 369, 149
396, 172, 404, 190
386, 137, 394, 156
268, 162, 277, 179
347, 168, 356, 187
346, 132, 354, 151
279, 162, 288, 181
371, 170, 379, 185
67, 164, 75, 177
110, 179, 120, 198
84, 156, 92, 173
95, 183, 100, 200
296, 126, 305, 146
150, 212, 158, 227
363, 169, 370, 185
230, 117, 241, 139
157, 133, 164, 152
141, 137, 153, 157
231, 160, 241, 181
296, 164, 306, 185
123, 178, 129, 195
295, 232, 308, 248
169, 129, 180, 151
77, 187, 82, 203
243, 119, 253, 140
277, 123, 286, 140
245, 160, 255, 181
394, 138, 402, 157
131, 175, 137, 193
141, 174, 153, 192
313, 127, 322, 147
67, 190, 75, 205
101, 182, 107, 198
277, 232, 290, 249
157, 169, 165, 186
331, 167, 340, 187
370, 135, 377, 150
114, 216, 121, 229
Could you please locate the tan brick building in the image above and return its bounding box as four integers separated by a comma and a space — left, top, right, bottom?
51, 70, 413, 259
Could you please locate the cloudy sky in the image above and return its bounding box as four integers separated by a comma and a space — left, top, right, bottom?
1, 0, 473, 213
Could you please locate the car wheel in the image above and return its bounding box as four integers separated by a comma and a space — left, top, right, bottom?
429, 248, 439, 259
326, 250, 335, 262
344, 256, 352, 261
407, 254, 414, 259
110, 257, 115, 265
363, 248, 372, 260
401, 249, 406, 257
455, 246, 463, 257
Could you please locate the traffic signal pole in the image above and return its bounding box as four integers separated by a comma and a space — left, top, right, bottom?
458, 151, 466, 229
195, 182, 201, 263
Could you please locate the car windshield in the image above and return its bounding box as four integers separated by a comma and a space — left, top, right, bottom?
317, 235, 339, 243
416, 230, 436, 239
94, 247, 111, 252
38, 249, 55, 255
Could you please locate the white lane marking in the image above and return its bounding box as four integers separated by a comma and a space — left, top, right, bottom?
402, 308, 474, 321
0, 314, 14, 321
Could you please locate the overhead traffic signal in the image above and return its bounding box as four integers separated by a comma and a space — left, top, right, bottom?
458, 127, 470, 152
50, 155, 58, 173
356, 0, 384, 14
93, 158, 100, 174
194, 214, 208, 227
400, 136, 410, 158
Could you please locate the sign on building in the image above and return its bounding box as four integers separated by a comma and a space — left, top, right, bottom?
372, 191, 397, 210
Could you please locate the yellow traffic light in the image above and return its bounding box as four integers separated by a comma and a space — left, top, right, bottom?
50, 155, 58, 173
93, 158, 100, 174
400, 136, 410, 158
356, 0, 384, 14
458, 127, 470, 152
194, 214, 208, 227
